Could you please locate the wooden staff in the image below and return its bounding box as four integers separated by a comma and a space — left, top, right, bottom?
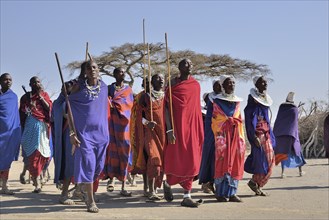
85, 42, 89, 61
88, 52, 93, 61
55, 52, 77, 155
165, 33, 175, 136
21, 85, 28, 94
143, 19, 147, 91
147, 43, 153, 121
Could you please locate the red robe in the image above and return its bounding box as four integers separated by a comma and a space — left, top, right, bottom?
163, 77, 204, 187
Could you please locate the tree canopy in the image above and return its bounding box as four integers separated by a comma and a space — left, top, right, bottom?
66, 43, 272, 86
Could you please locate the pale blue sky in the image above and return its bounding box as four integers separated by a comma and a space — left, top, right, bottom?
1, 0, 328, 120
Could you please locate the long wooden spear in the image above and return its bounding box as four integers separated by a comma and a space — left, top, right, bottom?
55, 52, 77, 155
143, 19, 147, 91
85, 42, 89, 61
147, 43, 153, 121
165, 33, 175, 139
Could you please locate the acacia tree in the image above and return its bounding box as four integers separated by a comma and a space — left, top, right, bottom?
299, 100, 329, 158
66, 43, 272, 86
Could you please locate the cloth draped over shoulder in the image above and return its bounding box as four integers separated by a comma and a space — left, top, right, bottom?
163, 76, 204, 183
273, 103, 302, 164
130, 91, 144, 174
20, 91, 52, 158
211, 99, 246, 180
131, 92, 165, 188
52, 93, 74, 183
69, 80, 109, 183
0, 89, 21, 170
104, 83, 134, 182
244, 94, 275, 175
19, 91, 52, 126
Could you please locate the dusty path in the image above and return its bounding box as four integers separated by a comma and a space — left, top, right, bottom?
0, 157, 328, 219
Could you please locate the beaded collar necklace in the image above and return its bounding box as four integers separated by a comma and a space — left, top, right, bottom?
85, 79, 101, 99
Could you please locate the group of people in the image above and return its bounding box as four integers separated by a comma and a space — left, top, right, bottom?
0, 58, 310, 213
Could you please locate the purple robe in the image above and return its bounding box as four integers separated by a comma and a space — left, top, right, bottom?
273, 103, 301, 156
0, 89, 21, 170
69, 80, 109, 183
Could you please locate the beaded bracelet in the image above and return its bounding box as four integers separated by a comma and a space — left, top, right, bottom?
166, 129, 173, 134
69, 130, 75, 137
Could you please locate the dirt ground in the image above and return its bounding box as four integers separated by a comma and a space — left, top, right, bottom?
0, 157, 328, 220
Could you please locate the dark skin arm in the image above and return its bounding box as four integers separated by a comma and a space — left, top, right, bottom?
164, 78, 177, 144
139, 93, 157, 130
63, 83, 81, 150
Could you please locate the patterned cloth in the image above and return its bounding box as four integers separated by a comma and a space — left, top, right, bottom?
131, 92, 165, 188
69, 80, 109, 183
130, 91, 144, 174
19, 91, 52, 177
209, 99, 245, 197
0, 89, 21, 171
104, 83, 134, 182
244, 94, 275, 187
163, 77, 204, 190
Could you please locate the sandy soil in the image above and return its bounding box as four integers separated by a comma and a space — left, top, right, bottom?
0, 157, 328, 220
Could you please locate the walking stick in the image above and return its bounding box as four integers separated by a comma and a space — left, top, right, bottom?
85, 42, 93, 61
143, 19, 147, 92
85, 42, 89, 61
21, 85, 28, 94
165, 33, 175, 142
55, 52, 77, 155
147, 43, 153, 121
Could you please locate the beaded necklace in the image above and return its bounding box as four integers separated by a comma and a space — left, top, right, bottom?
115, 83, 125, 91
85, 79, 101, 99
151, 90, 164, 100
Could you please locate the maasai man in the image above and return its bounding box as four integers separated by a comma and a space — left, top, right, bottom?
201, 75, 245, 202
52, 80, 77, 205
163, 59, 204, 207
19, 76, 52, 193
273, 92, 306, 178
103, 67, 134, 197
0, 73, 21, 195
130, 78, 149, 195
199, 79, 221, 194
131, 73, 165, 200
244, 75, 276, 196
68, 60, 109, 213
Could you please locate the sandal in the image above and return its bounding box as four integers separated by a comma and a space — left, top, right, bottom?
256, 189, 269, 196
181, 198, 203, 208
19, 173, 26, 184
59, 195, 75, 205
86, 202, 99, 213
147, 193, 163, 201
163, 180, 173, 202
107, 179, 114, 192
143, 191, 150, 197
0, 188, 15, 195
32, 188, 42, 193
120, 190, 132, 197
229, 194, 242, 202
215, 196, 228, 202
202, 183, 214, 194
247, 180, 259, 194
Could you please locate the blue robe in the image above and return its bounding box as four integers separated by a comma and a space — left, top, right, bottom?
52, 93, 74, 183
0, 89, 21, 170
244, 95, 276, 175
